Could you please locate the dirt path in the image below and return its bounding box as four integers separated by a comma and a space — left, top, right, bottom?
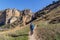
28, 25, 38, 40
28, 32, 36, 40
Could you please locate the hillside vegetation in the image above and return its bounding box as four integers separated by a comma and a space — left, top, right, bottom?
34, 0, 60, 24
29, 1, 60, 40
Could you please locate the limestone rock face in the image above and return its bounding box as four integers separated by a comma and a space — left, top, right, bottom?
5, 8, 20, 24
5, 9, 13, 24
0, 9, 33, 25
10, 17, 17, 24
12, 9, 20, 17
22, 9, 32, 25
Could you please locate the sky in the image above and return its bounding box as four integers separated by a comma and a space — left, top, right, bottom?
0, 0, 58, 12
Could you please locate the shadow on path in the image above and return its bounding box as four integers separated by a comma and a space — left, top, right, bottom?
10, 34, 29, 37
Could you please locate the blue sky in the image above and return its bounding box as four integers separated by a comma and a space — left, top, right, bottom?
0, 0, 57, 12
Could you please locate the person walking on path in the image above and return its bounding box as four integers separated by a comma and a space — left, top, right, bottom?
30, 23, 35, 35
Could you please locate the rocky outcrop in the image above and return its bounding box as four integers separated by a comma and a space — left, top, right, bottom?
22, 9, 32, 25
5, 8, 20, 24
5, 9, 13, 24
49, 17, 60, 24
0, 8, 33, 26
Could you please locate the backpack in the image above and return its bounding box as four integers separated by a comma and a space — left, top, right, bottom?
30, 23, 34, 30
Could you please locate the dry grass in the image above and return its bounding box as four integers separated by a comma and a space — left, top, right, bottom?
0, 24, 30, 40
33, 21, 60, 40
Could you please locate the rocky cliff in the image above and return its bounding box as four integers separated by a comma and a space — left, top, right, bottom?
0, 8, 32, 26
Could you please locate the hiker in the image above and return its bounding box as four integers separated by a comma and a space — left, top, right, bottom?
30, 23, 35, 35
